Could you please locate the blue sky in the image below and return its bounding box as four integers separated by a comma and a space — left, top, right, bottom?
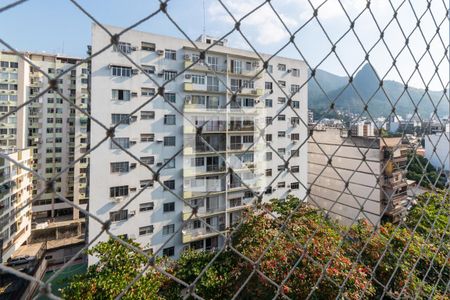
0, 0, 448, 90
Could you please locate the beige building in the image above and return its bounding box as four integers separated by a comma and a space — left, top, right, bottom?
0, 51, 89, 232
308, 127, 411, 226
0, 149, 33, 262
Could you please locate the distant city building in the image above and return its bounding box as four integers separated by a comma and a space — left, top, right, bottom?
308, 110, 314, 124
0, 149, 33, 262
308, 127, 413, 226
0, 51, 89, 242
425, 130, 449, 173
89, 25, 308, 261
351, 121, 375, 137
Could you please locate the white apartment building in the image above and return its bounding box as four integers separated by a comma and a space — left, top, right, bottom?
351, 121, 375, 137
0, 149, 33, 262
425, 131, 449, 173
0, 51, 89, 227
308, 127, 411, 226
90, 25, 308, 259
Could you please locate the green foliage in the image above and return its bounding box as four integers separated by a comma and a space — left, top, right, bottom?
406, 154, 446, 189
62, 195, 450, 299
61, 238, 168, 300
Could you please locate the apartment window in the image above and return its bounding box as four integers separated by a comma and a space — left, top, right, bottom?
111, 113, 130, 125
0, 61, 8, 68
110, 162, 129, 173
266, 134, 272, 142
164, 136, 176, 146
164, 92, 176, 103
142, 65, 155, 74
291, 84, 301, 93
278, 131, 286, 137
111, 137, 130, 149
141, 111, 155, 120
278, 81, 286, 88
207, 56, 219, 70
266, 117, 273, 125
140, 133, 155, 142
277, 182, 286, 188
278, 115, 286, 121
278, 64, 286, 71
278, 97, 286, 104
291, 182, 299, 190
140, 180, 154, 189
291, 166, 300, 173
265, 169, 272, 176
141, 87, 156, 96
114, 42, 132, 53
291, 149, 299, 157
265, 99, 273, 107
278, 148, 286, 155
140, 156, 155, 165
141, 42, 156, 51
139, 225, 154, 236
277, 165, 284, 171
0, 84, 8, 90
268, 64, 273, 73
165, 49, 176, 60
139, 202, 154, 212
292, 101, 300, 109
111, 65, 132, 77
112, 89, 131, 101
292, 68, 300, 77
164, 114, 176, 125
191, 75, 205, 85
265, 152, 272, 161
163, 202, 175, 212
192, 157, 204, 166
110, 185, 129, 197
193, 220, 202, 229
265, 82, 273, 90
162, 246, 175, 257
164, 159, 176, 169
291, 133, 300, 141
242, 98, 254, 107
163, 224, 175, 235
164, 70, 177, 81
243, 135, 253, 143
163, 180, 175, 190
110, 210, 128, 222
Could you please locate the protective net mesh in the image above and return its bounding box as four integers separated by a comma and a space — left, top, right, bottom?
0, 0, 449, 299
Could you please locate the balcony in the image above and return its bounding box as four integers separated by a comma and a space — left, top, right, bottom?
182, 223, 226, 243
184, 61, 227, 73
184, 82, 225, 94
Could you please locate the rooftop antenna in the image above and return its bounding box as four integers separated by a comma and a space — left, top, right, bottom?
202, 0, 206, 36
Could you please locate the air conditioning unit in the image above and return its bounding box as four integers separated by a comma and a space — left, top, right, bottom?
130, 187, 137, 192
183, 54, 190, 60
132, 69, 139, 75
131, 92, 138, 97
131, 46, 138, 51
292, 140, 297, 144
184, 95, 192, 101
185, 74, 192, 79
130, 163, 137, 169
157, 73, 164, 77
157, 50, 164, 56
130, 140, 137, 145
156, 139, 163, 143
287, 69, 292, 73
156, 162, 163, 167
111, 196, 124, 203
130, 116, 137, 122
129, 210, 136, 217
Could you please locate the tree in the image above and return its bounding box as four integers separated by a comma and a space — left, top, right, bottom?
61, 238, 169, 300
62, 195, 450, 299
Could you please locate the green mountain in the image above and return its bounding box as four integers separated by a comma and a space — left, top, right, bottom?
308, 64, 448, 119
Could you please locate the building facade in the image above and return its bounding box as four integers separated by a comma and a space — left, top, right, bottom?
0, 51, 89, 229
90, 25, 308, 259
0, 149, 33, 262
308, 127, 411, 226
